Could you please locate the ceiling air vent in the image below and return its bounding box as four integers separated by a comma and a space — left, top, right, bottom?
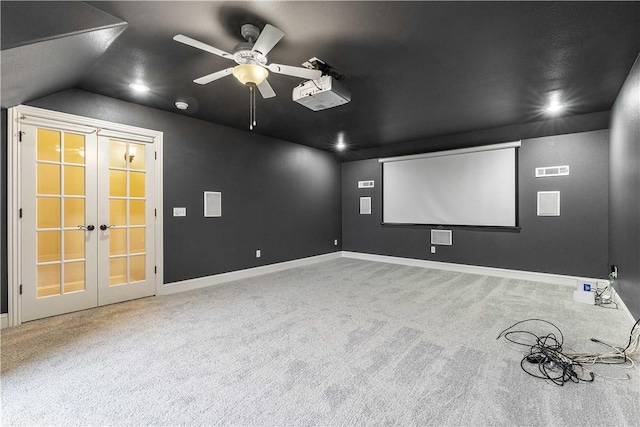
358, 180, 374, 188
535, 165, 569, 178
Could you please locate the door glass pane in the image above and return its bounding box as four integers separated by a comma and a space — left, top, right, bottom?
110, 257, 127, 286
37, 163, 60, 195
130, 200, 145, 225
63, 262, 85, 293
37, 264, 61, 297
37, 197, 60, 229
110, 170, 127, 197
110, 200, 127, 225
64, 133, 85, 164
63, 198, 85, 228
37, 129, 61, 162
109, 140, 127, 168
64, 165, 85, 195
130, 228, 145, 254
37, 231, 61, 263
129, 172, 145, 198
130, 255, 145, 282
110, 228, 127, 256
64, 230, 84, 260
128, 143, 145, 170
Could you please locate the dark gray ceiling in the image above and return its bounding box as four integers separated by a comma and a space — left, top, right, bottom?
3, 1, 640, 154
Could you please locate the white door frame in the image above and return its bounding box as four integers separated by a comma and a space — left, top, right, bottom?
7, 105, 164, 327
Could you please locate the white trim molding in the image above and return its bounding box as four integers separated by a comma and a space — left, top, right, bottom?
7, 107, 21, 327
612, 288, 636, 324
341, 251, 593, 286
162, 252, 341, 295
1, 314, 8, 330
341, 251, 635, 323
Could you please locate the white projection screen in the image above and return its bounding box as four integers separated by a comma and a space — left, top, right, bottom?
381, 142, 519, 227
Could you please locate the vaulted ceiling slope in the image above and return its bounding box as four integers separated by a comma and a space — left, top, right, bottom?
2, 1, 640, 155
0, 1, 127, 108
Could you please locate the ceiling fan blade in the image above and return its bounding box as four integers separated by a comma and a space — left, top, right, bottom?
252, 24, 284, 55
267, 63, 322, 80
194, 67, 234, 85
257, 79, 276, 99
173, 34, 233, 60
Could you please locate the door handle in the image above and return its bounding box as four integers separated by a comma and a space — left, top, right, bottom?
78, 225, 95, 231
100, 224, 116, 231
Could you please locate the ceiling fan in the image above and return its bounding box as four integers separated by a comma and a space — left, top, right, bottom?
174, 23, 322, 99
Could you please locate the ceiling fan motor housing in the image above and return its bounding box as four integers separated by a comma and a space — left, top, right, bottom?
233, 43, 267, 66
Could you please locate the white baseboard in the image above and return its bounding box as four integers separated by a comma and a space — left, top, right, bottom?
341, 251, 636, 323
162, 252, 342, 295
4, 251, 634, 327
162, 250, 635, 324
341, 251, 597, 286
612, 288, 637, 324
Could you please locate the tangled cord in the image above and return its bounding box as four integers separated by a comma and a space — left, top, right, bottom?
595, 274, 618, 310
496, 318, 640, 386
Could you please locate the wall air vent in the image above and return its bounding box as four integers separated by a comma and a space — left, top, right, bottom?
358, 180, 374, 188
537, 191, 560, 216
360, 197, 372, 215
204, 191, 222, 217
431, 229, 452, 245
536, 165, 569, 178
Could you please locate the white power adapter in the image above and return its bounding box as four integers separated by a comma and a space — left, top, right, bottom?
573, 290, 595, 305
573, 278, 597, 305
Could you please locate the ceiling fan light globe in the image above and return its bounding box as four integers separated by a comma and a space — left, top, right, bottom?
233, 64, 269, 86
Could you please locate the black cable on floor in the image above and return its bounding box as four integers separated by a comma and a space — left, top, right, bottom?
496, 318, 594, 386
498, 317, 640, 384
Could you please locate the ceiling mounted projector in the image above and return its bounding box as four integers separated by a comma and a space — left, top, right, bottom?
293, 75, 351, 111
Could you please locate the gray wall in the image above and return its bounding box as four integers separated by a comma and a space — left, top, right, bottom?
342, 130, 609, 278
0, 89, 341, 312
609, 55, 640, 320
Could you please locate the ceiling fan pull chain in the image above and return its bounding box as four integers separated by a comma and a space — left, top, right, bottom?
249, 85, 254, 130
248, 84, 257, 130
252, 85, 257, 128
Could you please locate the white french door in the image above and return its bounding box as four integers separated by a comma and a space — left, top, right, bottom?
20, 122, 157, 322
96, 134, 156, 306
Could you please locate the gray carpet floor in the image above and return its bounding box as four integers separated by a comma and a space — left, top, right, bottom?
2, 258, 639, 426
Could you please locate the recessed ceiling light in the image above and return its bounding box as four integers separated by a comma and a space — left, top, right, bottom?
129, 83, 150, 92
545, 102, 564, 114
175, 101, 189, 110
336, 132, 347, 151
544, 95, 564, 115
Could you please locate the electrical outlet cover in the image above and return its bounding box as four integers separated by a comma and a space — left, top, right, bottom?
576, 279, 596, 292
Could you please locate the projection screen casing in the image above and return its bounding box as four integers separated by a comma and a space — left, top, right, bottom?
381, 143, 519, 227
